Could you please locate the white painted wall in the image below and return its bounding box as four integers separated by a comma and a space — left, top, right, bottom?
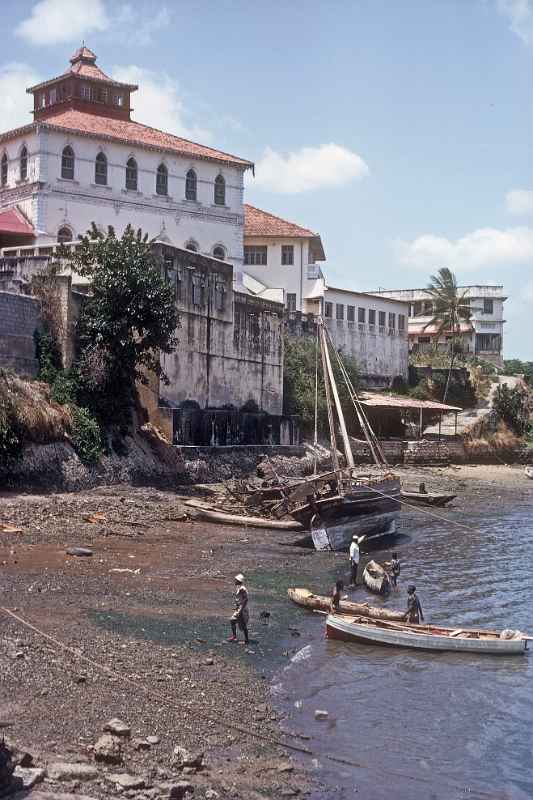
322, 287, 409, 383
242, 235, 316, 311
1, 127, 247, 266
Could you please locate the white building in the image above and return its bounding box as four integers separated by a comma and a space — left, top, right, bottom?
240, 205, 409, 385
375, 286, 506, 367
0, 47, 252, 264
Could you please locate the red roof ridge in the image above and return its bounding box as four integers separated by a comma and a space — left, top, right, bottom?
244, 204, 317, 237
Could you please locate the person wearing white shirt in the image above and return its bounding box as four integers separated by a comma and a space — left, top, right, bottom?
349, 535, 362, 586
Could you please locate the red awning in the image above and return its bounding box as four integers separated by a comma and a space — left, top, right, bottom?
0, 208, 34, 236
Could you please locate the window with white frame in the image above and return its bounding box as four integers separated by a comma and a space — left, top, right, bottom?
214, 174, 225, 205
324, 301, 333, 318
358, 307, 366, 323
347, 305, 355, 322
336, 303, 344, 320
185, 169, 197, 201
95, 152, 107, 185
389, 312, 396, 329
126, 157, 138, 191
286, 293, 297, 312
156, 163, 168, 195
369, 309, 376, 326
61, 146, 74, 180
213, 245, 225, 260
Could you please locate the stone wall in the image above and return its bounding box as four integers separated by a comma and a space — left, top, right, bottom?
0, 291, 40, 376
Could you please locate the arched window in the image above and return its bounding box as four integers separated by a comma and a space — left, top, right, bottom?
61, 146, 74, 180
185, 168, 197, 201
95, 152, 107, 185
126, 157, 137, 191
156, 163, 168, 195
185, 240, 198, 252
20, 146, 28, 182
1, 153, 7, 187
214, 174, 225, 205
213, 245, 225, 260
57, 226, 73, 244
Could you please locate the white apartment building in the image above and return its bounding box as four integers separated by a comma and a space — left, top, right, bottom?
240, 205, 409, 385
375, 286, 506, 367
0, 47, 252, 264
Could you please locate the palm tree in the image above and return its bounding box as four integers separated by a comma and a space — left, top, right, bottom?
424, 267, 474, 403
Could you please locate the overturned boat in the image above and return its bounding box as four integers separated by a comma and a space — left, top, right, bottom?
326, 614, 530, 655
400, 490, 456, 507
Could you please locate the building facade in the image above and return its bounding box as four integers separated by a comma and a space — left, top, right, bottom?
0, 47, 252, 265
241, 205, 409, 385
375, 286, 506, 367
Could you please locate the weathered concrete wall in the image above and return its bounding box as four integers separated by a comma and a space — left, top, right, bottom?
0, 291, 40, 376
160, 258, 284, 416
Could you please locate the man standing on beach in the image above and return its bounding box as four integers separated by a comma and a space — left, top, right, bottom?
228, 573, 250, 645
349, 535, 361, 586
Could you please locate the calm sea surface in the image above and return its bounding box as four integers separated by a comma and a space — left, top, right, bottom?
273, 503, 533, 800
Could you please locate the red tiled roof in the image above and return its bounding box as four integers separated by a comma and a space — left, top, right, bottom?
0, 208, 34, 236
70, 46, 97, 63
34, 109, 253, 168
244, 204, 317, 237
68, 60, 112, 82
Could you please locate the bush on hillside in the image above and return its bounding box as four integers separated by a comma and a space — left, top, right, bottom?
493, 384, 531, 436
70, 406, 102, 465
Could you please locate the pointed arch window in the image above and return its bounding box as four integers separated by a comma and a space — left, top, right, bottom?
185, 168, 197, 201
57, 226, 73, 244
61, 146, 74, 180
126, 157, 138, 191
213, 245, 225, 260
156, 163, 168, 195
214, 174, 225, 206
95, 152, 107, 185
1, 153, 7, 187
20, 146, 28, 182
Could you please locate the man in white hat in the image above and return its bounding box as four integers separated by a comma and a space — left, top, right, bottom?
228, 573, 250, 645
349, 535, 362, 587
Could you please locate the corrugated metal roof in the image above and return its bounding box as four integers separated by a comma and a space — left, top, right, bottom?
360, 392, 462, 412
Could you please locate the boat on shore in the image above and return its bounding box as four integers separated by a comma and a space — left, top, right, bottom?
400, 490, 456, 507
326, 614, 530, 655
310, 510, 398, 551
362, 560, 391, 595
288, 587, 406, 621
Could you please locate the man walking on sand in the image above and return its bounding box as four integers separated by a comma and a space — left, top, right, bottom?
228, 573, 250, 645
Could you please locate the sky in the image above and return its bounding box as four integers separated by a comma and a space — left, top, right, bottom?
2, 0, 533, 358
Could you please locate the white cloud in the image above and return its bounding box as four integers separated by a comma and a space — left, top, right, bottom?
113, 4, 171, 46
16, 0, 109, 45
112, 65, 211, 142
0, 63, 41, 130
506, 189, 533, 215
497, 0, 533, 45
397, 226, 533, 271
251, 143, 369, 194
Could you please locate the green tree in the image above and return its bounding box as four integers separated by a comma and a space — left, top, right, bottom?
493, 384, 531, 436
67, 224, 178, 426
283, 336, 360, 439
503, 359, 533, 388
424, 267, 476, 403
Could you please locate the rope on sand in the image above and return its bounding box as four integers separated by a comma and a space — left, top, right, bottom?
0, 605, 499, 798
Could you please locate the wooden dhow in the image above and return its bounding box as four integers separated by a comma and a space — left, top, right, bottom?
288, 587, 406, 621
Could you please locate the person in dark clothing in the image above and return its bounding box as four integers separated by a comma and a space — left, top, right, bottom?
419, 482, 427, 494
331, 579, 344, 612
405, 584, 424, 624
228, 573, 250, 645
390, 552, 401, 588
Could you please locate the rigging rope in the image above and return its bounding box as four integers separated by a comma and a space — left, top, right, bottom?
0, 604, 499, 799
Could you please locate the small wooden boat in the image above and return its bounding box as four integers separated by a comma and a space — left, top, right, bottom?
184, 501, 303, 530
288, 587, 406, 621
310, 510, 398, 552
400, 490, 456, 507
525, 467, 533, 480
326, 614, 529, 655
362, 560, 391, 595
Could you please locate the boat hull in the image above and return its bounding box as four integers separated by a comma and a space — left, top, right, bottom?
291, 477, 401, 528
310, 511, 399, 552
288, 587, 406, 621
326, 615, 528, 655
400, 491, 456, 507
